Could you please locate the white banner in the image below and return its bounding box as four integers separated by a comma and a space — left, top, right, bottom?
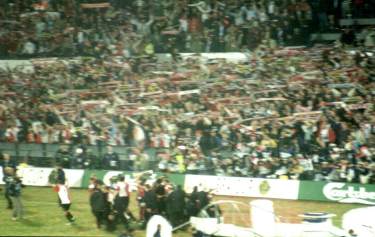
2, 167, 84, 187
184, 175, 299, 200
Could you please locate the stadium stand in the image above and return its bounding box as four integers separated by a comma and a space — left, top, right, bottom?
0, 2, 374, 237
0, 0, 374, 184
1, 0, 374, 58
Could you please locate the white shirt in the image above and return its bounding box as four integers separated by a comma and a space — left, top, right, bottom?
116, 182, 129, 197
57, 184, 71, 204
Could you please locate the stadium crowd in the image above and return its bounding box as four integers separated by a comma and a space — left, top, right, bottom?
1, 1, 375, 237
0, 1, 375, 184
0, 41, 374, 184
1, 0, 375, 58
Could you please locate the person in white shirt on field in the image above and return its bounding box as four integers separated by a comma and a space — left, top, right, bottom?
113, 175, 131, 228
50, 165, 76, 225
56, 183, 75, 225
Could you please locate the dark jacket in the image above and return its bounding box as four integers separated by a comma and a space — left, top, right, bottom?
103, 152, 120, 170
197, 191, 209, 210
8, 177, 22, 197
90, 188, 106, 212
4, 175, 14, 192
166, 188, 186, 212
1, 159, 17, 174
144, 190, 158, 210
55, 150, 72, 168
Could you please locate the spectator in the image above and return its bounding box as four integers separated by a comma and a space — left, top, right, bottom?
6, 167, 24, 221
1, 153, 17, 209
55, 145, 72, 169
102, 146, 120, 170
71, 147, 86, 169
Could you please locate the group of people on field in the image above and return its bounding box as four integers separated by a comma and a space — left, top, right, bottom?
86, 171, 213, 233
1, 153, 76, 224
1, 148, 213, 233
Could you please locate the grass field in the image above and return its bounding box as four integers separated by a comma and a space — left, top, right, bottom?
0, 186, 367, 236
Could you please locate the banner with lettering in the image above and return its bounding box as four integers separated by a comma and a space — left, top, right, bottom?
298, 181, 375, 205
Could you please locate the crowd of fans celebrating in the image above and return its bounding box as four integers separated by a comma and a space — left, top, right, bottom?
1, 2, 375, 237
2, 0, 375, 58
1, 41, 374, 183
0, 0, 374, 185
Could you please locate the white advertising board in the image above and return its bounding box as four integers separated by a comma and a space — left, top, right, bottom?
5, 167, 84, 187
184, 175, 299, 200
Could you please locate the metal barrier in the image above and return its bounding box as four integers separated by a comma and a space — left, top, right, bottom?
0, 142, 158, 169
0, 142, 234, 174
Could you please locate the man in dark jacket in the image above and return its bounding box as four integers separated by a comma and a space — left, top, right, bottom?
6, 167, 24, 220
186, 186, 199, 217
71, 147, 86, 169
103, 186, 116, 232
196, 188, 209, 214
90, 180, 107, 229
166, 185, 186, 227
102, 146, 120, 170
154, 178, 166, 215
1, 153, 17, 209
5, 167, 24, 220
143, 184, 158, 225
55, 146, 72, 169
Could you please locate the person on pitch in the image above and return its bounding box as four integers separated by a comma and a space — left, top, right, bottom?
113, 174, 131, 228
6, 167, 24, 220
1, 153, 17, 209
90, 179, 107, 229
50, 164, 76, 225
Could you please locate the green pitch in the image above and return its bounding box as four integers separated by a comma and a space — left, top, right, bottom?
0, 186, 366, 236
